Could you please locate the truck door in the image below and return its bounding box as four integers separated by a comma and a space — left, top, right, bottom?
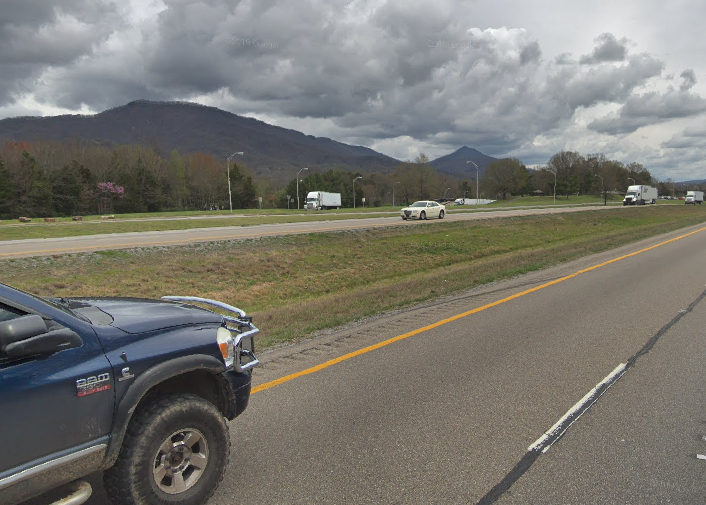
0, 303, 114, 476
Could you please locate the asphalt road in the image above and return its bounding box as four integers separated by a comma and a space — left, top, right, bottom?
24, 221, 706, 504
0, 205, 617, 259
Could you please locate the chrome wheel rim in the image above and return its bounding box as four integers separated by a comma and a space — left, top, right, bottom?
152, 428, 209, 494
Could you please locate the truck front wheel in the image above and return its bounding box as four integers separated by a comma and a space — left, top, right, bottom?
104, 394, 230, 505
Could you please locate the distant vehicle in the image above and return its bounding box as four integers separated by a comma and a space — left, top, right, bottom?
401, 200, 445, 220
306, 191, 341, 210
435, 197, 454, 204
623, 185, 657, 205
685, 190, 704, 204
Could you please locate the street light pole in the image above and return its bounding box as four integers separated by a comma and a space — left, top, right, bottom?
393, 181, 400, 207
296, 167, 308, 210
628, 177, 635, 187
353, 176, 362, 208
467, 161, 479, 209
596, 174, 605, 206
226, 151, 244, 213
444, 187, 451, 198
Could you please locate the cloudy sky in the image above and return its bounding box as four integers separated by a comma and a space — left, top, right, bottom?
2, 0, 706, 180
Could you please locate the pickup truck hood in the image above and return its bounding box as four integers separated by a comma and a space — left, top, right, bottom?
63, 297, 222, 334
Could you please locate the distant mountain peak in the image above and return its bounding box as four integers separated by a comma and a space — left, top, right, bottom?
430, 146, 498, 178
0, 99, 400, 184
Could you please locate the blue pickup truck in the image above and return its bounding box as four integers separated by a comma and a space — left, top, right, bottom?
0, 282, 258, 505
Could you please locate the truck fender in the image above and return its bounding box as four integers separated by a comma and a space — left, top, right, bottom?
102, 354, 225, 469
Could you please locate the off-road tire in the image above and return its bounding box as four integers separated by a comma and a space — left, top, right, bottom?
104, 394, 230, 505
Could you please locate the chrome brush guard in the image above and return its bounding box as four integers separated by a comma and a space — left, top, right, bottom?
161, 296, 259, 372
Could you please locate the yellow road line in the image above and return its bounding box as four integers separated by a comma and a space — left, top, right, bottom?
252, 225, 706, 394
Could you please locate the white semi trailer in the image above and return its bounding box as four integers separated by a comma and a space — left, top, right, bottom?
685, 190, 704, 204
623, 185, 657, 205
305, 191, 341, 210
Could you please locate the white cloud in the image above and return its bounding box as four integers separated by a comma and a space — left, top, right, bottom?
1, 0, 706, 179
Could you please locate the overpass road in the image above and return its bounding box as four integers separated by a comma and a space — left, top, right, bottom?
24, 222, 706, 504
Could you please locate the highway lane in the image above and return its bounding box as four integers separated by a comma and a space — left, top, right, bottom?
214, 223, 706, 504
21, 219, 706, 505
0, 205, 617, 258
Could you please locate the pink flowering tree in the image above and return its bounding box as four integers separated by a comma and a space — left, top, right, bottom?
97, 182, 125, 214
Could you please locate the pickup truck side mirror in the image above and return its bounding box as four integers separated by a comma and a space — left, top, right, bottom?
0, 314, 82, 358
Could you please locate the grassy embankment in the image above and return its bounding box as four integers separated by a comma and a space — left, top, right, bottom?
0, 195, 632, 241
2, 206, 705, 349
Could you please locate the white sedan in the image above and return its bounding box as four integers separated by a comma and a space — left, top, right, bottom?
400, 200, 446, 220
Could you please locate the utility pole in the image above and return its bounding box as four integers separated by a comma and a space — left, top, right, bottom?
296, 167, 308, 209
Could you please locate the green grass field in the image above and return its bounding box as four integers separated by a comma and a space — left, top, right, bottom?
3, 206, 705, 349
0, 196, 653, 241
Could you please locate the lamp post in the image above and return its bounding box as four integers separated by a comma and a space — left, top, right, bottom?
353, 176, 362, 208
443, 187, 451, 199
596, 174, 605, 206
393, 181, 400, 207
226, 151, 244, 213
296, 167, 308, 209
628, 177, 635, 188
467, 161, 479, 209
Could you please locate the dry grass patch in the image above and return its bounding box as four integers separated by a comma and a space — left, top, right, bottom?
2, 207, 705, 348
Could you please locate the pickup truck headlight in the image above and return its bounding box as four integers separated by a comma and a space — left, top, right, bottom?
216, 326, 234, 368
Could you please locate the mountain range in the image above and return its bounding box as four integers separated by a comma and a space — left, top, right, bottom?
0, 100, 496, 181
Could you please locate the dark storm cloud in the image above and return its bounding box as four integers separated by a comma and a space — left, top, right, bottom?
546, 53, 663, 110
0, 0, 120, 104
2, 0, 706, 174
579, 33, 629, 64
588, 90, 706, 135
662, 127, 706, 149
554, 53, 574, 65
680, 69, 697, 91
520, 41, 541, 65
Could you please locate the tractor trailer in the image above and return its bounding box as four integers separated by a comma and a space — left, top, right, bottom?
306, 191, 341, 210
623, 185, 657, 205
685, 191, 704, 204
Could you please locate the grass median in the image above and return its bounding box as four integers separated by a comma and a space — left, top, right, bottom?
0, 195, 628, 241
2, 206, 705, 349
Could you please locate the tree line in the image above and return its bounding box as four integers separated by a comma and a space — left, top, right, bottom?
0, 140, 257, 219
0, 139, 694, 220
478, 152, 663, 201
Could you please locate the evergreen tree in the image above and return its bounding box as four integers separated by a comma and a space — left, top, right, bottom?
229, 162, 258, 209
52, 162, 83, 216
0, 155, 15, 218
18, 151, 53, 217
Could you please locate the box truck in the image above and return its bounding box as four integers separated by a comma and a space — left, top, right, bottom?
685, 190, 704, 204
306, 191, 341, 210
623, 185, 657, 205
